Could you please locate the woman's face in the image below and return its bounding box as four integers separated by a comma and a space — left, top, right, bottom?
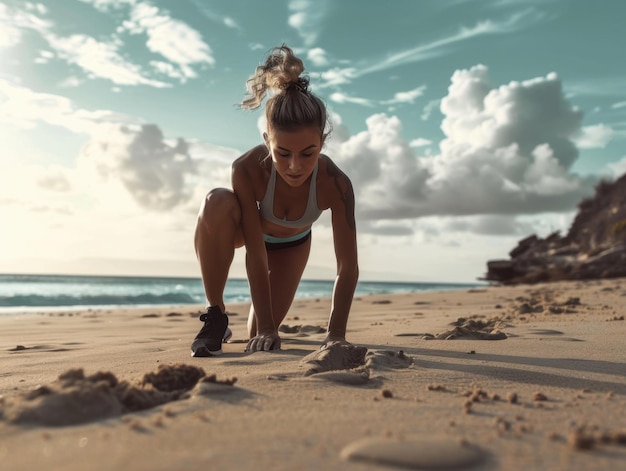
265, 127, 323, 188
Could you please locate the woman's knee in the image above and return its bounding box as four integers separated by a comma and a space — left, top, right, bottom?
196, 189, 244, 247
199, 188, 241, 224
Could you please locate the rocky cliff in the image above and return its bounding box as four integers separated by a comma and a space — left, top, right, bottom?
484, 173, 626, 284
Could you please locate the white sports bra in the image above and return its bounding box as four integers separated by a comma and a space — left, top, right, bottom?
259, 163, 323, 228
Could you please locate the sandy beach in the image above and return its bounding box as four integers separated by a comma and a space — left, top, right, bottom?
1, 278, 625, 471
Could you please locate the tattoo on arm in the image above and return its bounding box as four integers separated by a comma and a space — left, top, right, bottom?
326, 159, 356, 231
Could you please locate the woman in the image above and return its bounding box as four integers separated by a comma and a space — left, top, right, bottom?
191, 45, 358, 356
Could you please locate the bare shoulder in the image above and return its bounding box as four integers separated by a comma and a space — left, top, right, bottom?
319, 153, 348, 178
232, 144, 268, 173
318, 154, 356, 232
318, 154, 354, 203
232, 145, 269, 200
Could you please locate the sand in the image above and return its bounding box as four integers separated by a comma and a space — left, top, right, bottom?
1, 278, 625, 470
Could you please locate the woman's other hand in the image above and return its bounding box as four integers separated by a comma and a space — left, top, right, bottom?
245, 332, 282, 352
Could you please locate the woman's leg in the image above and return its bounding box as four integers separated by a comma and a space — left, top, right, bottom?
194, 188, 244, 312
192, 188, 244, 356
247, 237, 311, 338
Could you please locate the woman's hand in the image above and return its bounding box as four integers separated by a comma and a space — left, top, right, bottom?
245, 331, 282, 352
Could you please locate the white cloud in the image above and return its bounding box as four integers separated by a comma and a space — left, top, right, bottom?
47, 33, 170, 87
328, 65, 592, 222
0, 158, 198, 271
524, 144, 582, 196
491, 0, 560, 7
79, 124, 197, 211
0, 106, 243, 274
445, 214, 535, 236
329, 92, 374, 107
382, 86, 427, 105
421, 99, 441, 121
70, 124, 236, 215
34, 49, 54, 64
150, 60, 187, 82
58, 76, 85, 88
223, 17, 239, 29
80, 0, 214, 83
566, 77, 626, 98
356, 10, 542, 78
123, 2, 215, 77
439, 211, 575, 245
317, 67, 358, 88
315, 9, 546, 88
79, 0, 136, 12
573, 124, 614, 149
307, 47, 329, 67
35, 166, 73, 193
186, 0, 241, 30
0, 79, 138, 134
358, 220, 415, 237
1, 2, 175, 87
288, 0, 329, 46
440, 68, 582, 169
0, 4, 21, 49
328, 113, 431, 215
24, 3, 48, 15
0, 2, 51, 49
612, 101, 626, 110
608, 156, 626, 178
409, 138, 433, 148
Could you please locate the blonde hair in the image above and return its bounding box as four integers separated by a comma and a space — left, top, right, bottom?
241, 45, 329, 138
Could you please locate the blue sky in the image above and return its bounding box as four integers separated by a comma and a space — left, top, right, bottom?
1, 0, 625, 283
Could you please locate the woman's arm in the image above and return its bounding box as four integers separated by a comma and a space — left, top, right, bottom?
325, 160, 359, 343
231, 158, 280, 350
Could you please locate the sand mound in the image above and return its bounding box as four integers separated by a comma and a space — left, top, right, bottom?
300, 342, 368, 376
365, 350, 413, 370
142, 363, 205, 392
303, 350, 411, 385
424, 317, 507, 340
1, 364, 234, 426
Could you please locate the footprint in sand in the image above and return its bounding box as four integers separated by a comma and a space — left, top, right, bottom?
528, 329, 564, 336
341, 437, 487, 469
8, 345, 72, 353
279, 324, 326, 336
9, 345, 28, 351
523, 329, 584, 342
309, 370, 371, 385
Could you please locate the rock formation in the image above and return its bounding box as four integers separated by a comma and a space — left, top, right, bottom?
484, 173, 626, 284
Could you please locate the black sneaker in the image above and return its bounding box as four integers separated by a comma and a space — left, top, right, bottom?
191, 306, 229, 357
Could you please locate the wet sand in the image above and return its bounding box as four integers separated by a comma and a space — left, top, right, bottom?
1, 278, 625, 470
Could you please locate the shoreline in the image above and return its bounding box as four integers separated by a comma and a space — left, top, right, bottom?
0, 274, 487, 314
1, 278, 625, 470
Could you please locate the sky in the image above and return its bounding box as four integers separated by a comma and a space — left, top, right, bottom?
1, 0, 625, 283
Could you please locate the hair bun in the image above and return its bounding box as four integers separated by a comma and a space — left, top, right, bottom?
241, 45, 307, 109
281, 77, 309, 93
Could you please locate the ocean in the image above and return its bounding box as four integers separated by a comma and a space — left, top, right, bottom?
0, 273, 484, 313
